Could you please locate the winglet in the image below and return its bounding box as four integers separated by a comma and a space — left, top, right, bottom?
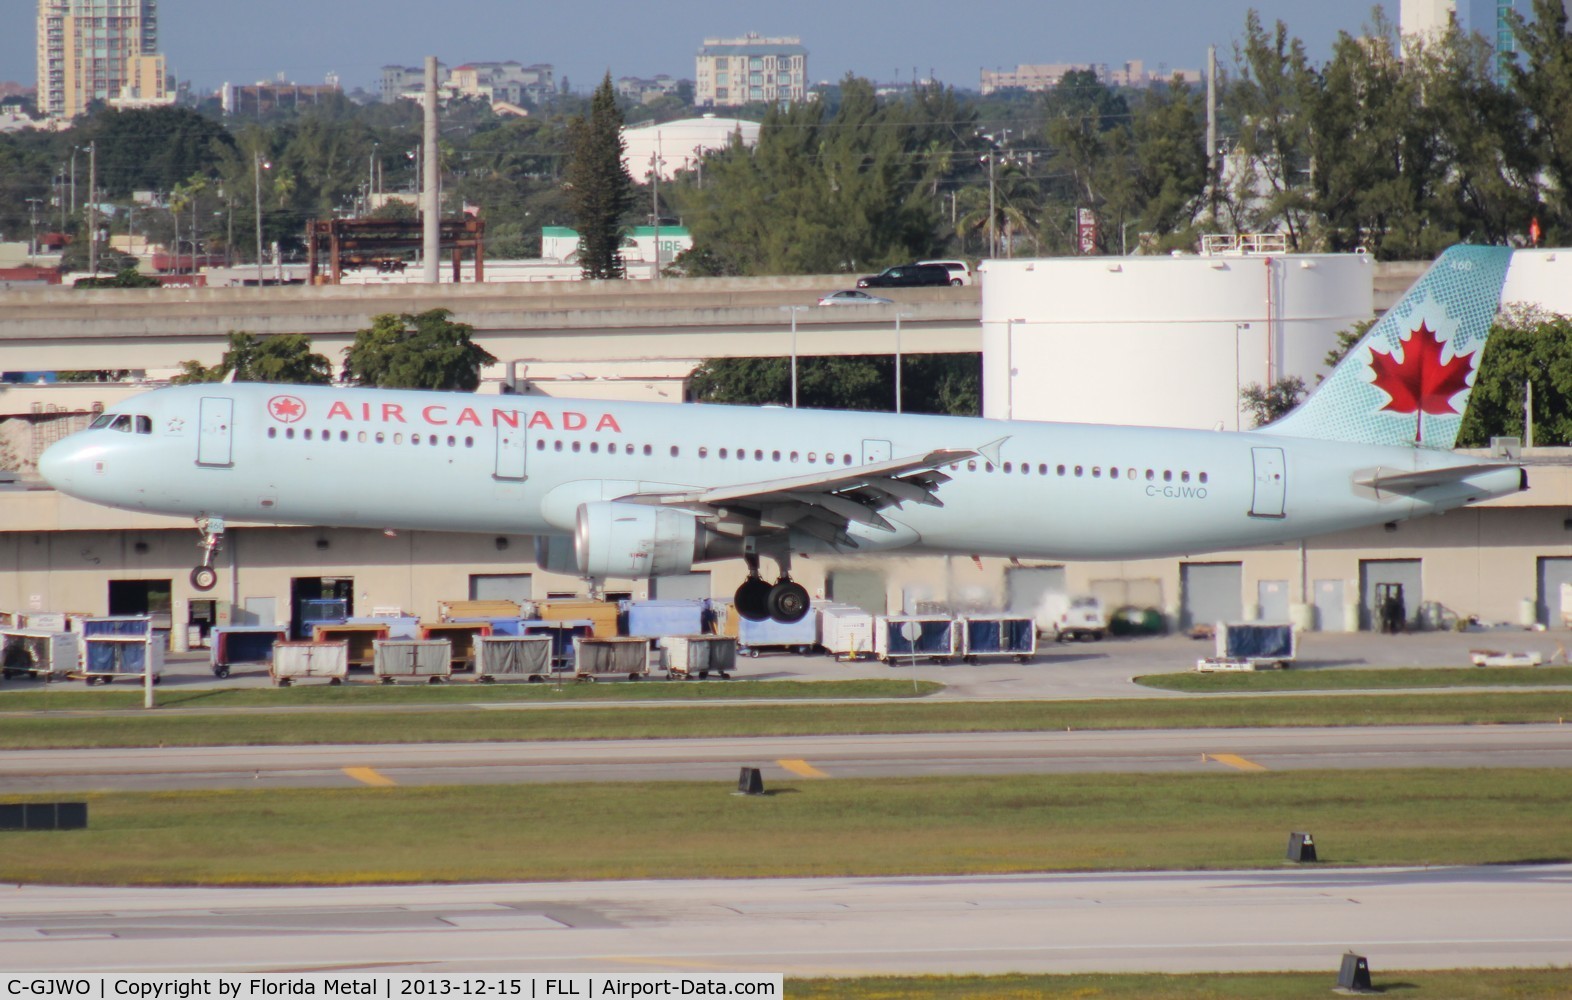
977, 436, 1010, 466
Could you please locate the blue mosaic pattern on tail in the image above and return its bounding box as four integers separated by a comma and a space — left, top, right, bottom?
1262, 245, 1512, 450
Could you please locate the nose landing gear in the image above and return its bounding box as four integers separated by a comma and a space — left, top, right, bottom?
190, 516, 225, 592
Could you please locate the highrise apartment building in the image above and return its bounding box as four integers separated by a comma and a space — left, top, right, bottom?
695, 34, 806, 107
36, 0, 165, 120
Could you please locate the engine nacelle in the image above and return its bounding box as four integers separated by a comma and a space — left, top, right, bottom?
533, 534, 580, 575
575, 501, 705, 578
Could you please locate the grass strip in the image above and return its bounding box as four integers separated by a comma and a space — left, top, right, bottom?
787, 969, 1572, 998
0, 678, 941, 712
2, 768, 1568, 885
1137, 665, 1572, 692
5, 691, 1572, 749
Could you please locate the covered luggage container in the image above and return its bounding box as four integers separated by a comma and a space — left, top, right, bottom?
296, 598, 349, 640
819, 604, 875, 661
373, 639, 452, 683
623, 599, 708, 638
573, 636, 651, 680
521, 619, 595, 667
538, 599, 619, 637
660, 635, 737, 679
209, 625, 288, 678
721, 601, 818, 657
79, 617, 164, 685
874, 614, 957, 664
417, 622, 492, 672
438, 599, 527, 622
311, 623, 389, 669
344, 614, 419, 638
959, 615, 1037, 663
1, 629, 80, 680
1197, 622, 1297, 671
271, 641, 349, 686
474, 634, 555, 681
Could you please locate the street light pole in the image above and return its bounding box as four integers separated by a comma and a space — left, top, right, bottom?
254, 151, 270, 288
649, 147, 664, 281
86, 141, 97, 276
895, 312, 911, 414
781, 306, 807, 408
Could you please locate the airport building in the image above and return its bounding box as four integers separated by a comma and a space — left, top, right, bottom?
4, 248, 1572, 643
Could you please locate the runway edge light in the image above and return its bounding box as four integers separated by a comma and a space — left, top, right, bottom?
1287, 831, 1317, 862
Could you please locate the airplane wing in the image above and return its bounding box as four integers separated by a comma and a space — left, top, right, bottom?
1355, 463, 1522, 493
615, 444, 993, 549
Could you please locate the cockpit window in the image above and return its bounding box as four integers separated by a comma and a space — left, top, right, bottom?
135, 415, 152, 434
90, 414, 115, 429
109, 414, 132, 432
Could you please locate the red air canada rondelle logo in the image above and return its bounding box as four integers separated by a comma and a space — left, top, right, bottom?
268, 395, 307, 423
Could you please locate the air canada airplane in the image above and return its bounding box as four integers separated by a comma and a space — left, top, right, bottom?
39, 245, 1525, 624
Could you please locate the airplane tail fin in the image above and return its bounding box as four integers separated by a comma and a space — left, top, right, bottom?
1259, 244, 1512, 450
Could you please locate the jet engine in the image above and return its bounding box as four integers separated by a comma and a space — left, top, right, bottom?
574, 501, 736, 578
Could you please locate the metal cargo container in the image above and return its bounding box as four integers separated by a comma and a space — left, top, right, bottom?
296, 598, 349, 640
2, 629, 80, 680
474, 635, 555, 681
819, 603, 875, 661
521, 619, 595, 666
209, 625, 289, 677
344, 615, 419, 638
271, 641, 349, 686
719, 601, 818, 656
874, 615, 957, 663
1197, 622, 1297, 671
437, 599, 526, 622
623, 600, 708, 638
573, 636, 651, 680
449, 617, 523, 636
958, 615, 1038, 663
538, 599, 619, 637
80, 632, 164, 684
660, 635, 737, 679
373, 639, 453, 683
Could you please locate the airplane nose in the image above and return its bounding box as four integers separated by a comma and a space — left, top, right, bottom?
38, 438, 81, 493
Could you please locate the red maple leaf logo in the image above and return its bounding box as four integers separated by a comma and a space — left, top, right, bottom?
268, 395, 306, 423
1368, 321, 1475, 443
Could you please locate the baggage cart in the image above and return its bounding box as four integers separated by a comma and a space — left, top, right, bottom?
2, 629, 80, 680
311, 623, 389, 669
296, 598, 349, 639
209, 625, 288, 678
723, 602, 818, 656
1196, 622, 1296, 671
819, 603, 875, 661
538, 599, 619, 637
417, 622, 492, 671
474, 634, 555, 681
271, 641, 349, 686
373, 639, 452, 683
521, 619, 595, 667
874, 614, 957, 664
623, 600, 708, 638
573, 636, 651, 680
660, 635, 737, 679
959, 615, 1038, 663
79, 631, 164, 685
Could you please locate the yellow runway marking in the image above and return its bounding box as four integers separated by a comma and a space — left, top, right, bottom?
777, 758, 828, 778
1209, 753, 1268, 772
342, 767, 397, 786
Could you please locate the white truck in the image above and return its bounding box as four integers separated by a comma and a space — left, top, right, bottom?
1037, 594, 1108, 642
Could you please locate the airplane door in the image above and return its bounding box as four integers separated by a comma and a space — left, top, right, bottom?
197, 397, 234, 467
494, 422, 527, 480
1250, 447, 1286, 518
861, 439, 892, 465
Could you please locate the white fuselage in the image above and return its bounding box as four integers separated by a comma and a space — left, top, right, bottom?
39, 382, 1522, 564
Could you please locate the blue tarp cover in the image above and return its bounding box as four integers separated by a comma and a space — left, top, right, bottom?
1224, 623, 1294, 659
884, 619, 953, 655
964, 617, 1035, 654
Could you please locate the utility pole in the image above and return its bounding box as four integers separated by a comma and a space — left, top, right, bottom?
87, 141, 97, 276
1206, 45, 1219, 219
649, 147, 663, 281
986, 152, 997, 259
254, 151, 270, 287
422, 55, 440, 284
26, 197, 41, 263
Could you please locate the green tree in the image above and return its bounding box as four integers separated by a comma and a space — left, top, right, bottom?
688, 354, 979, 416
1509, 0, 1572, 241
1240, 376, 1308, 427
1225, 13, 1318, 247
1459, 310, 1572, 446
342, 309, 497, 391
566, 74, 635, 279
172, 331, 332, 384
72, 267, 159, 288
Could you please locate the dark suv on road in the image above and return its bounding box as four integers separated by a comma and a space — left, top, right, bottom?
856, 263, 953, 289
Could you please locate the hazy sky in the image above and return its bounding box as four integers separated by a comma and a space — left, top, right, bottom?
5, 0, 1388, 95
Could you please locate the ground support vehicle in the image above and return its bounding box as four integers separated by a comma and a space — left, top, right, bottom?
1196, 622, 1297, 671
209, 625, 288, 678
1, 629, 80, 680
271, 641, 348, 686
573, 636, 652, 680
875, 614, 957, 664
819, 604, 875, 660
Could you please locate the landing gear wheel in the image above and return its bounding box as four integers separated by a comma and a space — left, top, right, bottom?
735, 578, 772, 622
767, 580, 811, 624
190, 565, 217, 591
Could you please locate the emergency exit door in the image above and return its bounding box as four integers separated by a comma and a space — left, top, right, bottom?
494, 423, 527, 480
197, 397, 234, 467
1250, 447, 1286, 518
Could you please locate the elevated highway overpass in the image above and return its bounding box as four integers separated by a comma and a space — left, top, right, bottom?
0, 275, 981, 373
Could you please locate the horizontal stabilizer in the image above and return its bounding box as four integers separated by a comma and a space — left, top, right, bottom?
1355, 463, 1520, 493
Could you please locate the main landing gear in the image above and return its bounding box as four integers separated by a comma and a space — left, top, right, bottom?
734, 551, 810, 624
190, 515, 225, 592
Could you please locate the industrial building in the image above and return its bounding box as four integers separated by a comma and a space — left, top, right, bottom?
4, 247, 1572, 643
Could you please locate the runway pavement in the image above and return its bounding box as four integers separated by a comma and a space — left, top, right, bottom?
4, 866, 1570, 976
6, 725, 1572, 792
